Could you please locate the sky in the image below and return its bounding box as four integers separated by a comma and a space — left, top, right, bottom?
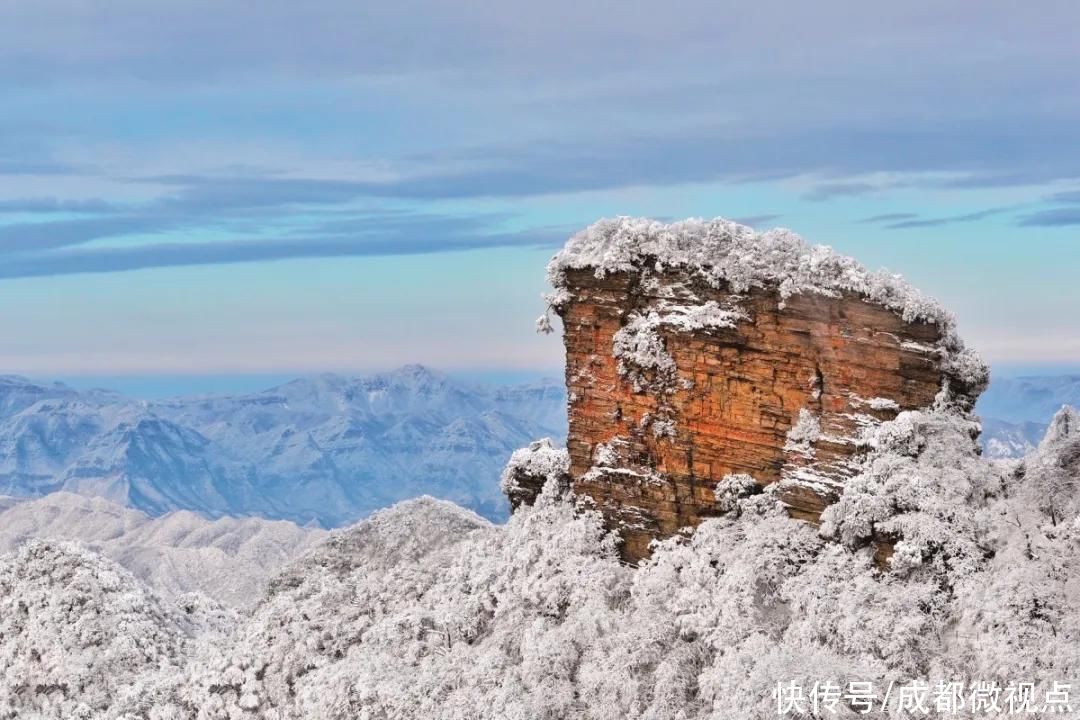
2, 1, 1079, 394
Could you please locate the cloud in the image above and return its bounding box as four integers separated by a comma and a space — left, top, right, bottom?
858, 212, 919, 224
3, 1, 1080, 195
1011, 188, 1080, 225
433, 124, 1079, 197
0, 180, 411, 258
0, 115, 1068, 272
802, 182, 885, 202
731, 214, 781, 227
3, 0, 1077, 91
0, 160, 82, 175
1047, 190, 1080, 204
0, 198, 115, 213
0, 128, 86, 177
120, 118, 1080, 204
884, 207, 1012, 229
0, 216, 177, 254
145, 175, 380, 212
0, 212, 563, 280
1015, 207, 1080, 227
0, 0, 1077, 283
0, 0, 1076, 375
0, 174, 535, 265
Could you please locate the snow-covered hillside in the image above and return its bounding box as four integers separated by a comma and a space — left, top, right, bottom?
0, 493, 323, 607
0, 366, 567, 526
0, 540, 231, 720
2, 404, 1078, 719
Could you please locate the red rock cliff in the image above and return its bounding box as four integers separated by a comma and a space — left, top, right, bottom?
540, 217, 987, 561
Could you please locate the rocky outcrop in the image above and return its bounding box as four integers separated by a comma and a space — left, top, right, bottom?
538, 217, 988, 561
500, 438, 570, 510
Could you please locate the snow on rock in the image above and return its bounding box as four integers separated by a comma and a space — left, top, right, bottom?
549, 217, 956, 333
612, 300, 745, 392
546, 217, 989, 394
500, 438, 571, 510
783, 408, 822, 457
548, 217, 988, 560
2, 221, 1072, 718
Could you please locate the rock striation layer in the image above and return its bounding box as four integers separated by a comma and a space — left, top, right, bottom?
538, 217, 988, 561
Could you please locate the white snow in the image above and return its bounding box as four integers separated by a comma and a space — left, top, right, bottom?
549, 217, 953, 326
4, 380, 1079, 720
784, 408, 822, 456
0, 492, 324, 607
849, 394, 902, 412
713, 473, 760, 513
0, 540, 221, 719
593, 441, 619, 467
544, 217, 990, 394
500, 438, 570, 497
3, 403, 1080, 719
611, 299, 745, 393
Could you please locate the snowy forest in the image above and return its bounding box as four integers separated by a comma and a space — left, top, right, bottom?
2, 399, 1079, 718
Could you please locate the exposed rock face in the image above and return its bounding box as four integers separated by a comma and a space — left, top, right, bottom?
541, 218, 987, 561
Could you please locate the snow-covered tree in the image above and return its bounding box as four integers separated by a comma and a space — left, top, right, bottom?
4, 404, 1079, 719
0, 540, 215, 720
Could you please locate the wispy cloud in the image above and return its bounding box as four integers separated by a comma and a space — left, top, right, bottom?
0, 212, 562, 280
1012, 188, 1080, 226
0, 197, 116, 213
144, 175, 383, 211
0, 216, 180, 254
0, 3, 1076, 274
802, 181, 885, 202
1015, 207, 1080, 227
1047, 189, 1080, 204
0, 159, 82, 175
126, 120, 1080, 203
0, 0, 1077, 372
884, 207, 1012, 230
732, 214, 781, 227
858, 212, 919, 224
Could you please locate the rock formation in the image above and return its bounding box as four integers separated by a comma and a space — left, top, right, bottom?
501, 438, 571, 511
536, 217, 988, 561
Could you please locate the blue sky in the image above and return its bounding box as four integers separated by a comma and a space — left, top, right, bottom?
2, 1, 1079, 392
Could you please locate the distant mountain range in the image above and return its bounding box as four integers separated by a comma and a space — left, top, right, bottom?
0, 492, 323, 607
977, 374, 1080, 458
0, 365, 567, 526
0, 366, 1072, 525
